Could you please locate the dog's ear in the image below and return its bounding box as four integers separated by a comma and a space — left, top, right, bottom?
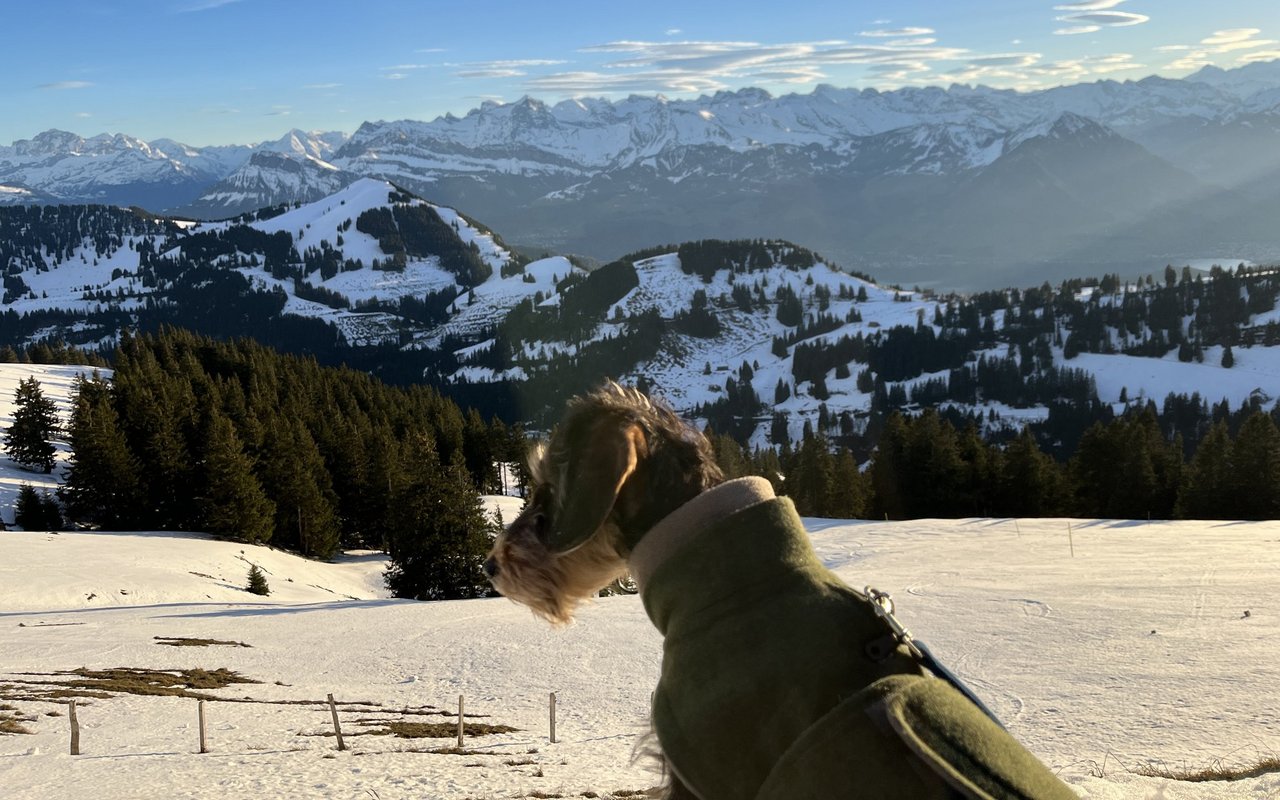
551, 416, 646, 553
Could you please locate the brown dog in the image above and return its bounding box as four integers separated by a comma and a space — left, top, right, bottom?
485, 381, 722, 624
486, 382, 1077, 800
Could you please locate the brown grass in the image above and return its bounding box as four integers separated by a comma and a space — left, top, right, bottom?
363, 720, 519, 739
1131, 756, 1280, 782
154, 636, 251, 648
1, 667, 261, 702
0, 709, 35, 735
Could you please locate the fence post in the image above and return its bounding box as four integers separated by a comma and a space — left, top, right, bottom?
1067, 522, 1075, 558
68, 698, 80, 756
550, 692, 557, 744
457, 695, 465, 749
198, 700, 208, 754
327, 693, 346, 751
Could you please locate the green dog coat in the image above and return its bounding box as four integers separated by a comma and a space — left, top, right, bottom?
628, 477, 1078, 800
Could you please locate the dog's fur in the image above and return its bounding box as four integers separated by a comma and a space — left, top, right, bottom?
486, 382, 718, 798
486, 381, 722, 625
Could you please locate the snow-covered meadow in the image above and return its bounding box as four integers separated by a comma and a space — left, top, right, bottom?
1, 364, 1278, 798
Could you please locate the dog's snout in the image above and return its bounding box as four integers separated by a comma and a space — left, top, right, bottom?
483, 556, 499, 579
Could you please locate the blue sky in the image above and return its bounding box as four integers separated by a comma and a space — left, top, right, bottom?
5, 0, 1278, 146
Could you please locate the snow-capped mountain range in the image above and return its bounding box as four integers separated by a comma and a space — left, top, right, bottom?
2, 59, 1280, 289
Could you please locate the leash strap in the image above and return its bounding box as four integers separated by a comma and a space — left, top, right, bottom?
863, 587, 1007, 730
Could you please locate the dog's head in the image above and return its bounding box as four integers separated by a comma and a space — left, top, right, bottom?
485, 381, 722, 624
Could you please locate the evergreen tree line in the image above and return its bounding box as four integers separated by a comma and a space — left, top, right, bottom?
710, 405, 1280, 521
54, 327, 526, 599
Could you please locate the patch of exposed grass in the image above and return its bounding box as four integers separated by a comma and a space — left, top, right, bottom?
154, 636, 251, 648
3, 667, 261, 701
1132, 757, 1280, 782
366, 720, 519, 739
0, 710, 35, 735
60, 667, 259, 697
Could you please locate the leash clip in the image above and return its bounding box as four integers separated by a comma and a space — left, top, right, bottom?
864, 586, 923, 662
862, 586, 1007, 729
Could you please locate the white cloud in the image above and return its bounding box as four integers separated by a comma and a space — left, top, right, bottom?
1053, 0, 1128, 9
525, 70, 729, 94
456, 69, 525, 79
75, 112, 92, 118
415, 48, 447, 54
38, 81, 93, 90
1213, 38, 1278, 53
1055, 25, 1101, 36
1160, 27, 1278, 71
860, 27, 935, 38
1202, 28, 1261, 45
968, 53, 1042, 68
304, 83, 342, 90
382, 73, 407, 81
665, 28, 682, 36
1057, 11, 1149, 27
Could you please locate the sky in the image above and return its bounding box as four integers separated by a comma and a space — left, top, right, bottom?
3, 0, 1278, 147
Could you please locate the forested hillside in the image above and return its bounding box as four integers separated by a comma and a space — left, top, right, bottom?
51, 328, 524, 599
2, 186, 1279, 482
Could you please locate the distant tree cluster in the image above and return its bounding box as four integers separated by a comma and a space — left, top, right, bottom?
57, 327, 526, 599
711, 404, 1280, 521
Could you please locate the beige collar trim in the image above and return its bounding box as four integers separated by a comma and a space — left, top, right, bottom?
628, 476, 776, 591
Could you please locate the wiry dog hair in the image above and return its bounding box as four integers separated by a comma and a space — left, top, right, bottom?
486, 381, 723, 624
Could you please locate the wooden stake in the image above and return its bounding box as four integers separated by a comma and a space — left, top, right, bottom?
550, 692, 557, 744
1067, 522, 1075, 558
68, 699, 80, 756
457, 695, 465, 748
327, 693, 346, 751
1014, 518, 1021, 537
198, 700, 208, 754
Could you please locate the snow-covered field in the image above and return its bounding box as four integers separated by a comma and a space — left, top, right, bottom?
2, 365, 1278, 798
2, 516, 1278, 799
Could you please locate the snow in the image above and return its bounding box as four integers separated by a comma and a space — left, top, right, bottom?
1, 364, 1279, 798
1071, 346, 1280, 407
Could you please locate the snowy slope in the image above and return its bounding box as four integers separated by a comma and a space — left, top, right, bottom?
2, 516, 1278, 798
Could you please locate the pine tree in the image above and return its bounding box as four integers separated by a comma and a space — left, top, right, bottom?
4, 377, 60, 473
998, 429, 1065, 517
14, 483, 46, 527
1175, 420, 1231, 519
257, 416, 341, 559
61, 374, 142, 528
1228, 413, 1280, 520
869, 413, 909, 519
385, 434, 493, 600
196, 410, 275, 544
246, 564, 270, 596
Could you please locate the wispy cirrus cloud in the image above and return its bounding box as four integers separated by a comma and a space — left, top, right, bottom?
859, 27, 935, 38
1053, 0, 1149, 35
1160, 28, 1277, 71
452, 59, 568, 79
304, 83, 342, 90
38, 80, 93, 90
517, 35, 972, 95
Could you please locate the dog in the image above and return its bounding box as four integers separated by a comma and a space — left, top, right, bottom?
487, 382, 1077, 800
